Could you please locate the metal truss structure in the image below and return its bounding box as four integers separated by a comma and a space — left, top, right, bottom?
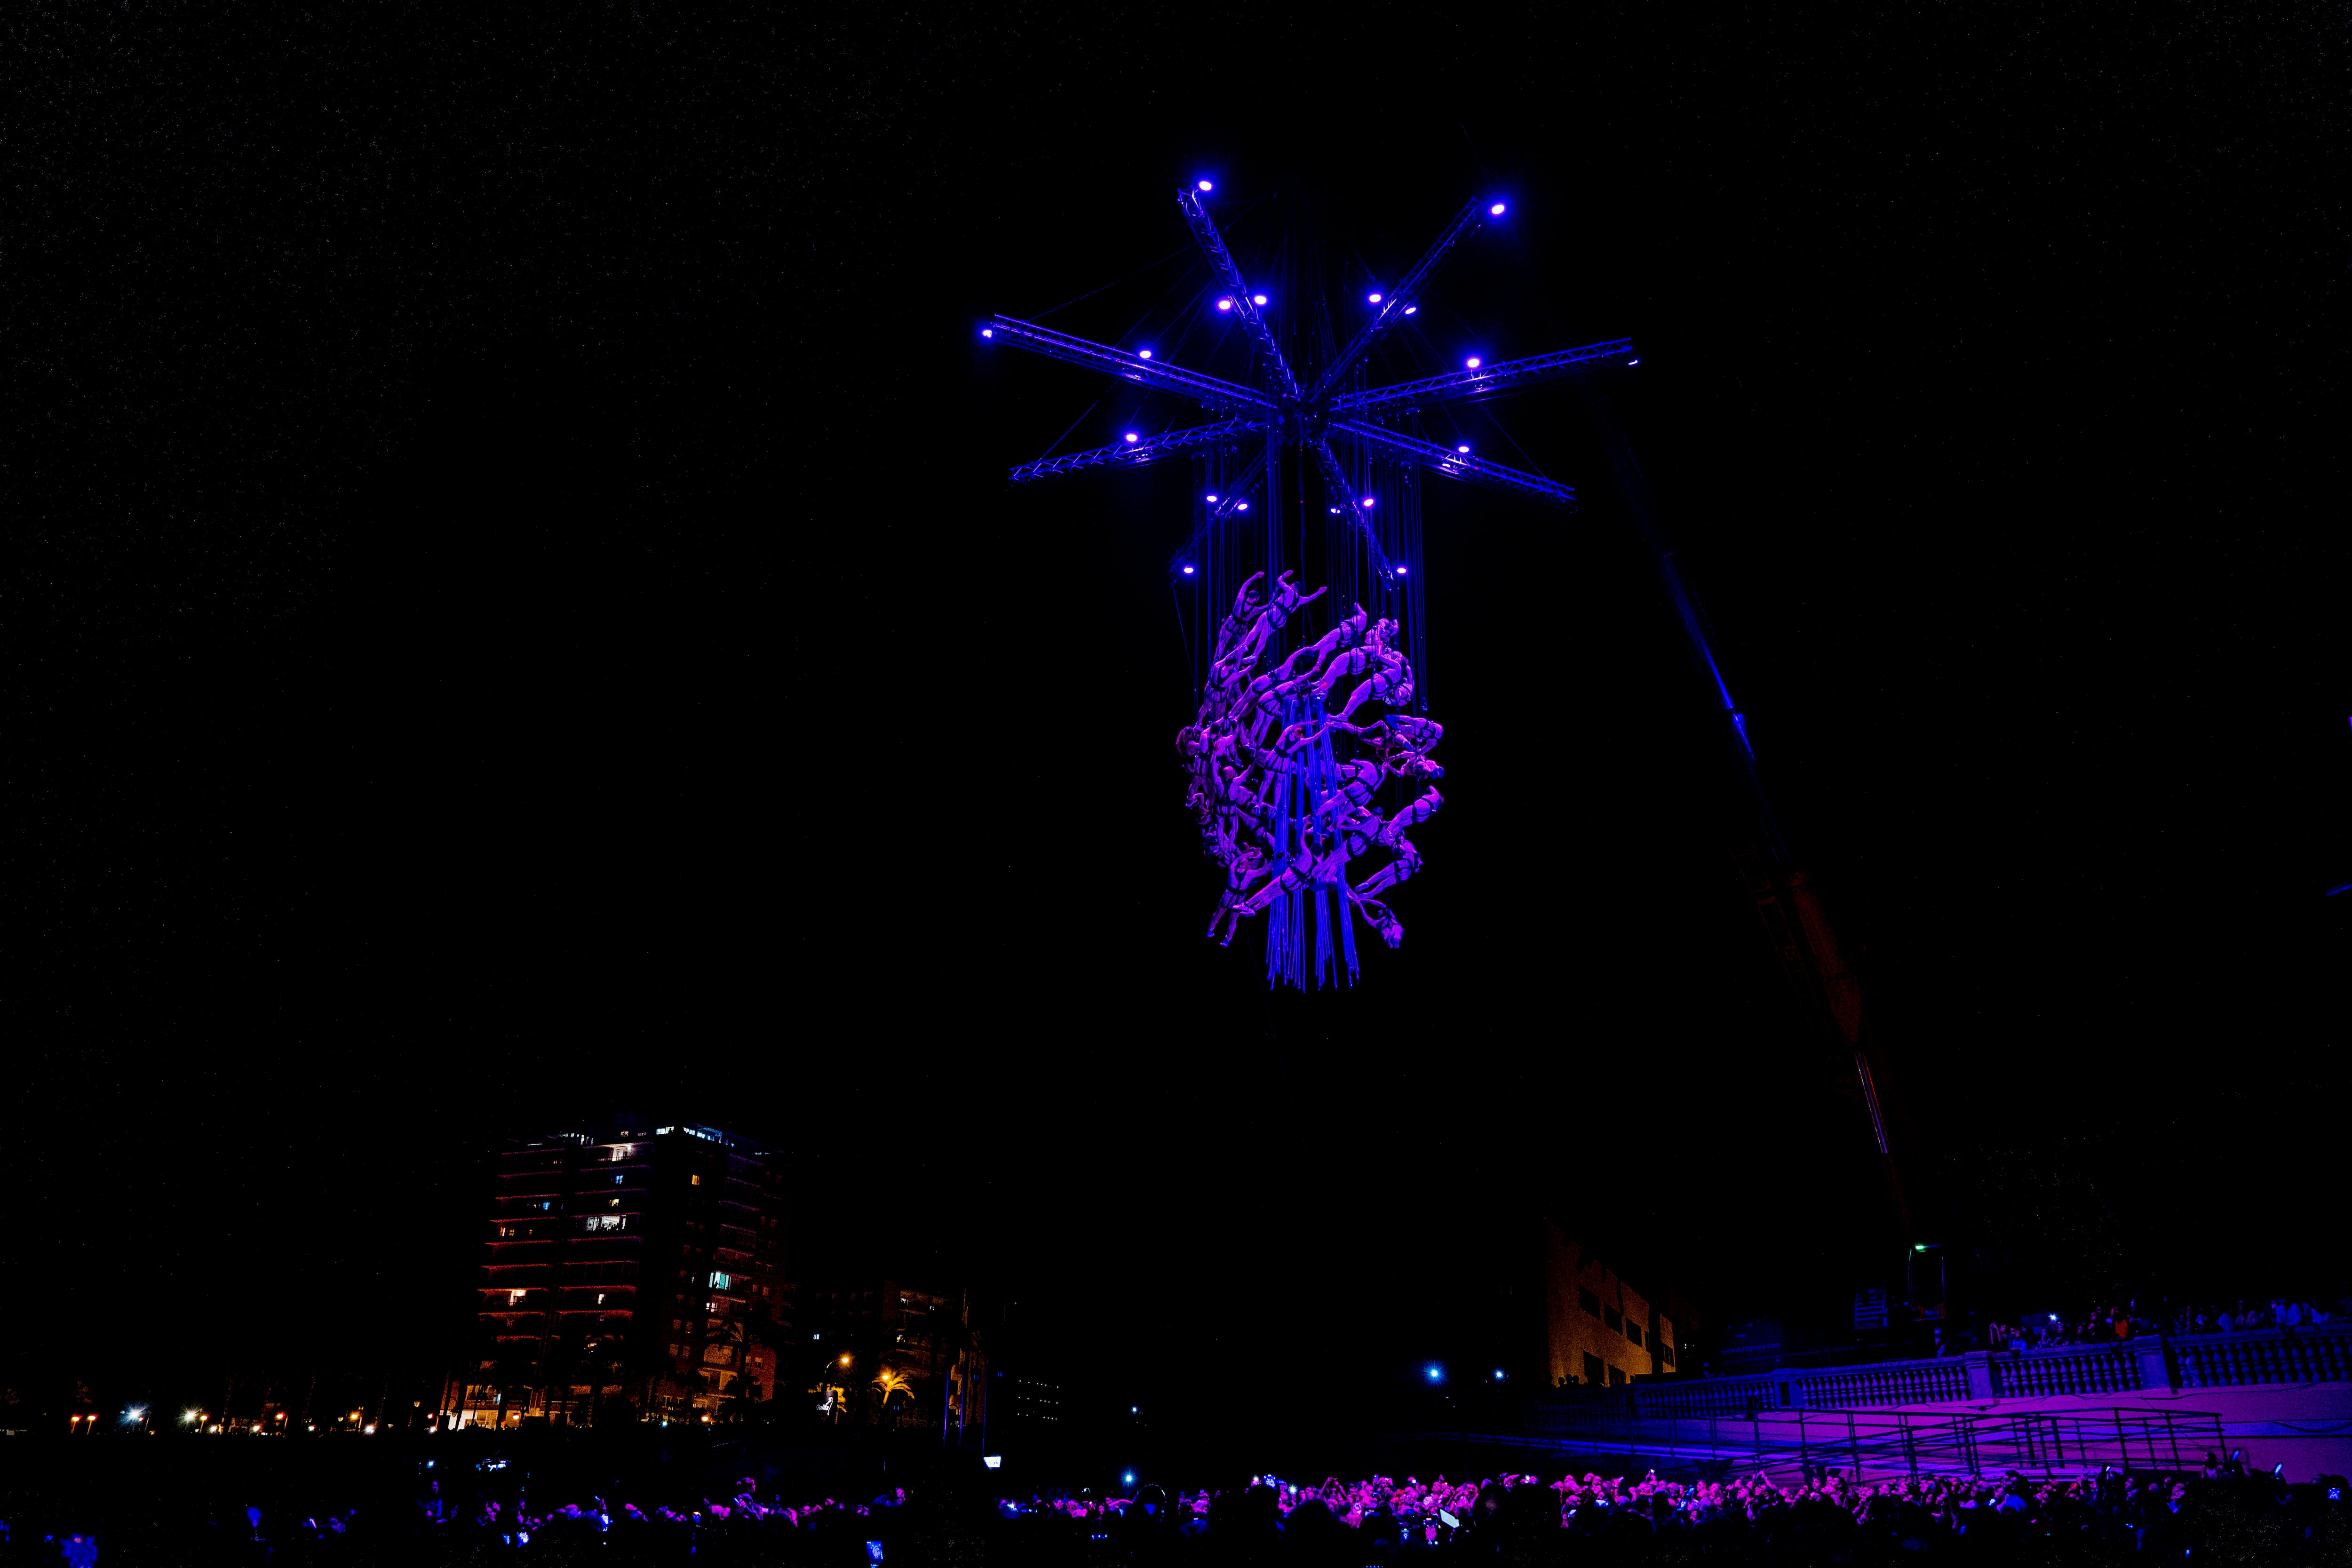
983, 183, 1635, 572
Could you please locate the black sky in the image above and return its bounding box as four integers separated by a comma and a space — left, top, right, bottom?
8, 1, 2348, 1424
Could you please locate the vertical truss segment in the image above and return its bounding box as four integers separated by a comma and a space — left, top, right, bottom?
1309, 197, 1490, 402
1176, 188, 1302, 401
987, 316, 1275, 413
1335, 338, 1637, 418
1010, 418, 1269, 483
1335, 420, 1576, 506
1165, 435, 1278, 576
1308, 438, 1399, 579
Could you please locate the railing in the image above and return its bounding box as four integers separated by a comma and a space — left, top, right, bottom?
1788, 1360, 1972, 1409
2172, 1327, 2352, 1388
1526, 1324, 2352, 1429
1503, 1406, 2226, 1482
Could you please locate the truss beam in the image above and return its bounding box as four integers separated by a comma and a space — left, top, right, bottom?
1308, 439, 1400, 579
987, 316, 1274, 413
1310, 197, 1489, 402
1335, 420, 1575, 506
1011, 417, 1267, 483
1176, 190, 1302, 401
1336, 337, 1637, 419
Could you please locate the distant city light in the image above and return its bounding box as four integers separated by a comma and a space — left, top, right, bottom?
1494, 1369, 1506, 1381
1252, 294, 1267, 305
1367, 292, 1383, 304
183, 1410, 200, 1425
127, 1407, 145, 1421
1131, 1406, 1139, 1413
983, 1456, 1003, 1470
1424, 1363, 1445, 1383
1216, 298, 1233, 311
1124, 432, 1139, 443
1137, 348, 1152, 359
1489, 202, 1507, 215
1123, 1471, 1136, 1486
1465, 356, 1482, 369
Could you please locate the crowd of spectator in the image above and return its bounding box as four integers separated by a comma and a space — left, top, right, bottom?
1986, 1296, 2345, 1352
990, 1460, 2351, 1564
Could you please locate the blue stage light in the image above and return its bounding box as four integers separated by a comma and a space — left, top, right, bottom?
1197, 180, 1213, 191
1123, 1471, 1136, 1486
1216, 298, 1233, 311
1395, 565, 1408, 575
1456, 444, 1470, 453
1465, 356, 1481, 369
1360, 497, 1375, 508
1403, 305, 1418, 315
1125, 432, 1139, 443
1236, 501, 1249, 511
1424, 1363, 1445, 1383
1204, 493, 1218, 502
1138, 348, 1152, 359
1489, 202, 1507, 215
1493, 1369, 1506, 1381
1182, 565, 1195, 575
1628, 357, 1640, 366
1367, 292, 1383, 304
980, 328, 993, 338
1252, 293, 1267, 306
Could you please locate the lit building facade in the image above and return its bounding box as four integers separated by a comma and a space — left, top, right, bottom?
443, 1119, 787, 1427
1538, 1218, 1697, 1389
795, 1279, 987, 1439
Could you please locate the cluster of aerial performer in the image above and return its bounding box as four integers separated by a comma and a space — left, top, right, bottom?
1177, 571, 1444, 988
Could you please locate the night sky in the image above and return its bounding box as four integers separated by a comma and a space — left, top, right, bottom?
9, 3, 2347, 1438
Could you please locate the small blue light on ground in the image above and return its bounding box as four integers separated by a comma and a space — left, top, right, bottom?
1489, 202, 1507, 215
1425, 1363, 1445, 1383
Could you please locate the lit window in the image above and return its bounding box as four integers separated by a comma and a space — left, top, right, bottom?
691, 1174, 701, 1186
710, 1272, 731, 1290
509, 1290, 526, 1305
596, 1293, 606, 1305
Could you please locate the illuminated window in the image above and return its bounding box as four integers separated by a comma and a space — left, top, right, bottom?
509, 1290, 526, 1305
709, 1272, 731, 1290
691, 1174, 701, 1186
